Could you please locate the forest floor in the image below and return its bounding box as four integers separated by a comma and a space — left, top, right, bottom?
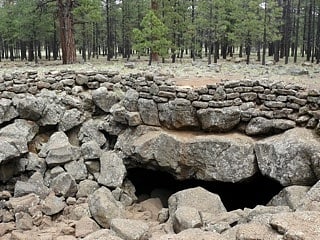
1, 55, 320, 90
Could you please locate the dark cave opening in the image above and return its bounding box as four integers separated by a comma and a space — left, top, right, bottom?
127, 168, 283, 211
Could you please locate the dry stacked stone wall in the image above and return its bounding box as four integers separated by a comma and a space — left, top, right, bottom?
1, 69, 320, 135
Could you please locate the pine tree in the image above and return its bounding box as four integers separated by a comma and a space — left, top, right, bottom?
132, 10, 171, 65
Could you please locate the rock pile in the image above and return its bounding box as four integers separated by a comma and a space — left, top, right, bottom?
1, 69, 320, 239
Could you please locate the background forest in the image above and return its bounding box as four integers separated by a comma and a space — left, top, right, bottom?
0, 0, 319, 65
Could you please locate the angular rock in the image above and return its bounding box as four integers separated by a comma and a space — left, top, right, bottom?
81, 140, 102, 160
110, 218, 149, 240
98, 151, 126, 188
14, 172, 50, 199
76, 180, 99, 198
59, 108, 85, 131
15, 212, 33, 230
297, 180, 320, 211
172, 206, 202, 233
75, 217, 100, 238
268, 186, 310, 210
154, 228, 223, 240
92, 87, 122, 113
168, 187, 226, 217
138, 99, 160, 126
39, 131, 80, 167
110, 103, 127, 124
7, 193, 40, 213
125, 111, 142, 126
25, 153, 47, 175
0, 98, 18, 124
13, 94, 45, 121
116, 126, 256, 182
197, 106, 240, 132
0, 119, 39, 164
158, 99, 199, 129
255, 128, 320, 186
270, 211, 320, 239
236, 223, 282, 240
83, 229, 123, 240
64, 159, 88, 181
88, 187, 125, 228
123, 89, 139, 112
41, 192, 66, 215
246, 117, 296, 136
50, 172, 78, 198
78, 119, 107, 147
37, 103, 64, 126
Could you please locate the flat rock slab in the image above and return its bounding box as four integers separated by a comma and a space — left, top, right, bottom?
116, 126, 257, 182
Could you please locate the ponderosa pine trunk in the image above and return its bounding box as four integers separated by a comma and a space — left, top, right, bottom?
57, 0, 76, 64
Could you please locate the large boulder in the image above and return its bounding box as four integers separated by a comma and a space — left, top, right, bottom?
88, 187, 125, 228
270, 211, 320, 239
39, 131, 80, 167
158, 99, 199, 129
255, 128, 320, 186
138, 99, 160, 126
168, 187, 227, 217
97, 151, 126, 188
13, 95, 46, 121
116, 126, 256, 182
197, 106, 241, 132
0, 119, 39, 164
78, 119, 107, 147
92, 87, 122, 113
0, 98, 18, 124
246, 117, 296, 136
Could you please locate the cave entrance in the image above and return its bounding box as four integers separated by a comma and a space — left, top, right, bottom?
127, 168, 283, 211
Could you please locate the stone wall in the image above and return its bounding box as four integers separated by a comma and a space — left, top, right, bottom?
1, 69, 320, 135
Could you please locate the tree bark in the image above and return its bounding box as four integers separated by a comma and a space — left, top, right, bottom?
57, 0, 76, 64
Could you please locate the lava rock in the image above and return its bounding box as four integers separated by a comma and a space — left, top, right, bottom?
92, 87, 122, 113
255, 128, 320, 186
50, 172, 78, 198
78, 119, 107, 147
110, 218, 149, 240
88, 187, 125, 228
0, 98, 18, 124
138, 99, 161, 126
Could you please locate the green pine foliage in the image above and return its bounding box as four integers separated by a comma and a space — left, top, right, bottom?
132, 10, 171, 65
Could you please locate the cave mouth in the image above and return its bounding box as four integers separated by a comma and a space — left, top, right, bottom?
126, 168, 283, 211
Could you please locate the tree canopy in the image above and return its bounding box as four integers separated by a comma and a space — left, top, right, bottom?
0, 0, 319, 64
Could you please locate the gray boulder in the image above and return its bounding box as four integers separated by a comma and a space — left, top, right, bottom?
59, 108, 85, 131
37, 103, 64, 126
0, 119, 39, 164
92, 87, 122, 113
39, 131, 80, 167
138, 99, 160, 126
41, 192, 66, 216
64, 159, 88, 181
123, 89, 139, 112
197, 106, 240, 132
77, 180, 100, 198
270, 211, 320, 239
50, 172, 78, 198
14, 172, 50, 199
79, 119, 107, 147
88, 187, 125, 228
116, 126, 256, 182
158, 99, 199, 129
297, 180, 320, 211
0, 98, 18, 124
255, 128, 320, 186
110, 218, 149, 240
13, 95, 45, 121
81, 140, 102, 160
246, 117, 296, 135
153, 228, 223, 240
268, 186, 310, 210
97, 151, 126, 188
168, 187, 226, 217
83, 229, 123, 240
172, 206, 202, 233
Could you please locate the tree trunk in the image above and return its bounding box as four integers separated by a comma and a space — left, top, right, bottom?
294, 0, 301, 63
57, 0, 76, 64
